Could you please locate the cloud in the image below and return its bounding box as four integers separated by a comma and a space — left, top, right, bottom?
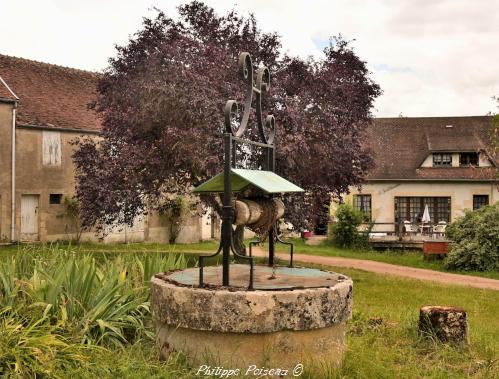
0, 0, 498, 117
372, 64, 412, 74
312, 37, 330, 53
177, 0, 499, 117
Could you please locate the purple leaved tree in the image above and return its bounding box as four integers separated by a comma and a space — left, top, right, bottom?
72, 1, 381, 243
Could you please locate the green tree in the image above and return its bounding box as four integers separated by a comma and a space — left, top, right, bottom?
491, 96, 498, 165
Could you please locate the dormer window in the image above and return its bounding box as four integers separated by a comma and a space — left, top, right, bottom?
433, 153, 452, 167
459, 152, 478, 166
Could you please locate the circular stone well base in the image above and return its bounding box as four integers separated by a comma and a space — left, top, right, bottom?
157, 323, 345, 371
151, 264, 353, 372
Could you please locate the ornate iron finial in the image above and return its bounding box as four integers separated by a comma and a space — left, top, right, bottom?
224, 52, 275, 144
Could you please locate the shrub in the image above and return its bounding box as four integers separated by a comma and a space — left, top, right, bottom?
63, 196, 86, 243
331, 203, 367, 248
159, 197, 194, 244
445, 203, 499, 271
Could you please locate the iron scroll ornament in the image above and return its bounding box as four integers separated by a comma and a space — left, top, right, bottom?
224, 52, 275, 145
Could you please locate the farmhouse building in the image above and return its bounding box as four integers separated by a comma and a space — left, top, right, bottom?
2, 55, 497, 243
344, 116, 498, 235
0, 54, 209, 243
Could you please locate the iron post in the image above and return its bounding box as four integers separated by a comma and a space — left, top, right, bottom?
222, 133, 233, 286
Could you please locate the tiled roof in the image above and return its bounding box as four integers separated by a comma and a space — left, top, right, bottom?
367, 116, 497, 181
0, 75, 18, 100
415, 167, 497, 180
0, 54, 101, 131
426, 130, 484, 152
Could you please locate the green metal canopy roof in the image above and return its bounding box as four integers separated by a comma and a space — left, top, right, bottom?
192, 169, 304, 194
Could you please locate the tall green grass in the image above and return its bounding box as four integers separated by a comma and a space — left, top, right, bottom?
0, 245, 187, 377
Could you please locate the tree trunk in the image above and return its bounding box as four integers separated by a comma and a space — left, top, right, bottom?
419, 306, 467, 343
233, 225, 246, 256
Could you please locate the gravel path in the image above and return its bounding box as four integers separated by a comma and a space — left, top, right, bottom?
250, 247, 499, 291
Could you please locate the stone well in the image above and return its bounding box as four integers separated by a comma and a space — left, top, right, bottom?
151, 264, 353, 371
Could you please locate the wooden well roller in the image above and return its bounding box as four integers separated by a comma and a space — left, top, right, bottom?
234, 198, 285, 226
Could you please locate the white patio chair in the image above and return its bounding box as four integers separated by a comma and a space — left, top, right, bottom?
403, 221, 419, 238
432, 221, 447, 238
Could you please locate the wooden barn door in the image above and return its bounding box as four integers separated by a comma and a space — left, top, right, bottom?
21, 195, 39, 241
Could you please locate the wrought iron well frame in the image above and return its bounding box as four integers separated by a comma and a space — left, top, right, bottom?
198, 52, 294, 290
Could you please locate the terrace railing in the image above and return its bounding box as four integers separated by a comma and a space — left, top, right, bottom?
356, 222, 448, 241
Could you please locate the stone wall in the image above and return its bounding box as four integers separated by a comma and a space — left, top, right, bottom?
0, 102, 13, 241
0, 122, 208, 244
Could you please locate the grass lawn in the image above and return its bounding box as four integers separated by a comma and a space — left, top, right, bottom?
0, 241, 220, 261
3, 238, 498, 280
0, 245, 497, 378
86, 268, 499, 379
306, 263, 499, 378
3, 238, 498, 284
268, 238, 499, 280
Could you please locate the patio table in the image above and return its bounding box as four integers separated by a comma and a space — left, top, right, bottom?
419, 224, 432, 235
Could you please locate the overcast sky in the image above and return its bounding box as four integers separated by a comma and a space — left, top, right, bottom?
1, 0, 498, 117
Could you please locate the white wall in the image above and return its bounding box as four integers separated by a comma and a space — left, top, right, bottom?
341, 181, 498, 232
420, 152, 492, 168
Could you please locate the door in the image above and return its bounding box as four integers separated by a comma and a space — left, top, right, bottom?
21, 195, 39, 241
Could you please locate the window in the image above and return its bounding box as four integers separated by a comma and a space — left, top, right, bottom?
433, 153, 452, 167
353, 195, 372, 221
49, 194, 62, 205
460, 152, 478, 166
395, 197, 451, 224
473, 195, 488, 210
42, 131, 62, 166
